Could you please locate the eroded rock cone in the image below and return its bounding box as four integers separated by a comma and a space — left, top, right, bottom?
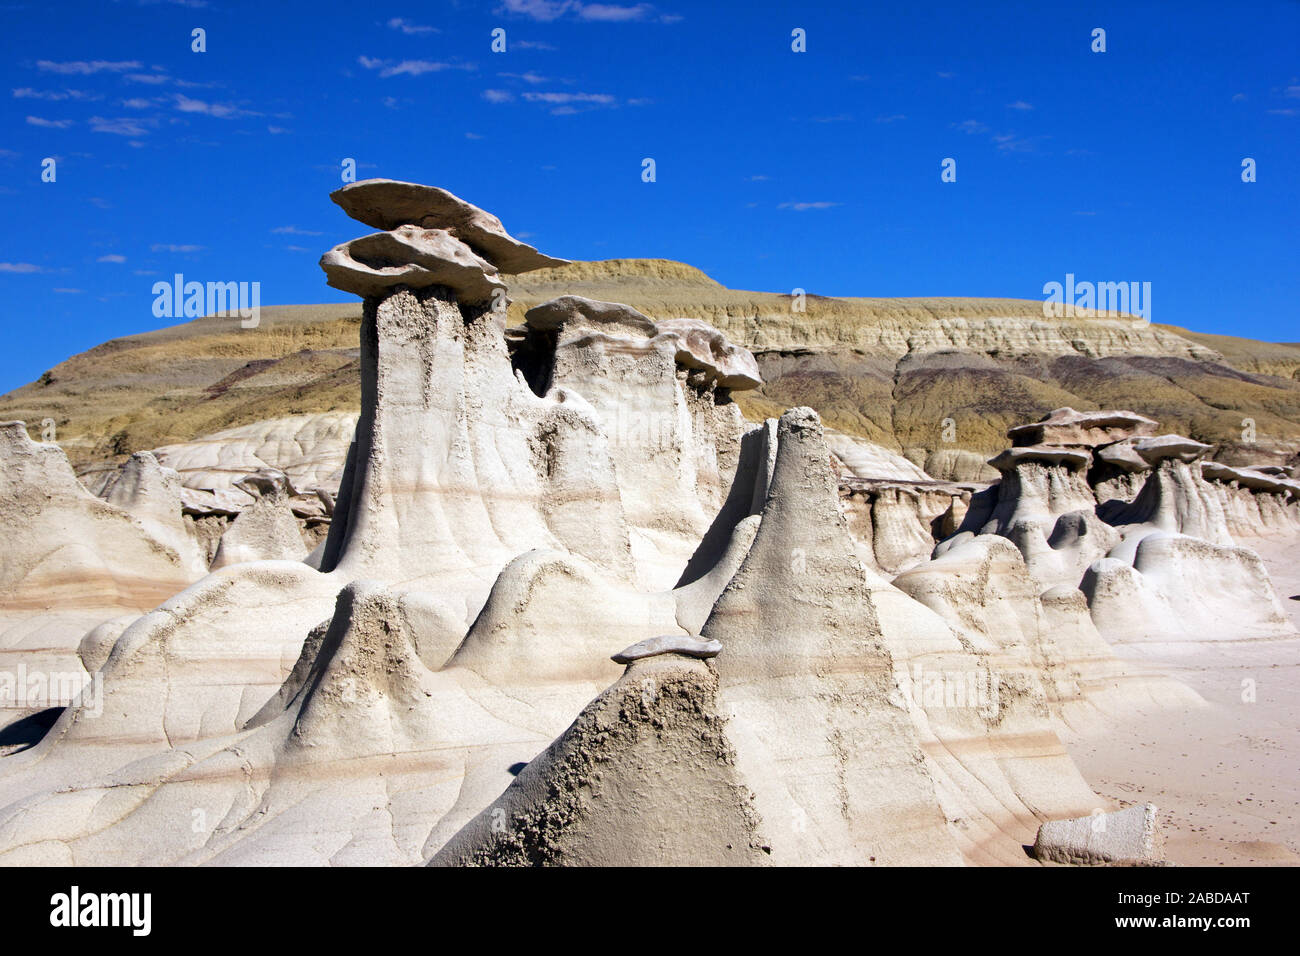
430, 654, 769, 867
701, 407, 961, 866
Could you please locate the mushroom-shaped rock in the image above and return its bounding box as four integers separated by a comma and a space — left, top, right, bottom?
1095, 440, 1150, 473
524, 294, 658, 337
657, 318, 762, 389
329, 179, 568, 273
1132, 434, 1212, 466
320, 226, 507, 305
524, 296, 761, 389
1007, 407, 1159, 448
1032, 803, 1163, 866
611, 634, 723, 664
987, 444, 1092, 472
1202, 461, 1300, 497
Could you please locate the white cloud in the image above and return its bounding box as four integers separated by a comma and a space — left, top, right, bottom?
778, 201, 839, 211
150, 243, 204, 253
25, 116, 74, 129
499, 0, 576, 20
37, 60, 141, 75
522, 91, 614, 104
954, 119, 988, 134
388, 17, 438, 34
482, 89, 515, 103
125, 73, 170, 85
499, 1, 674, 23
358, 56, 470, 78
1007, 100, 1034, 111
0, 262, 44, 273
173, 94, 259, 118
96, 254, 127, 263
13, 88, 100, 101
272, 226, 323, 236
53, 287, 83, 294
89, 116, 151, 136
499, 71, 550, 84
579, 3, 653, 21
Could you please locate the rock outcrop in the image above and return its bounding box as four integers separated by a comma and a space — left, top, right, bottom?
1, 184, 1295, 870
1032, 803, 1164, 866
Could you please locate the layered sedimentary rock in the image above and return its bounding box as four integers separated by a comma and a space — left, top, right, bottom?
0, 423, 204, 685
929, 408, 1300, 646
516, 295, 758, 589
1, 184, 1295, 869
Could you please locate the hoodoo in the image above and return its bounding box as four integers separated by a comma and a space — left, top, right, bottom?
0, 185, 1297, 869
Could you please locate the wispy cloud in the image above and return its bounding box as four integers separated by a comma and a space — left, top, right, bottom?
388, 17, 438, 34
125, 73, 170, 85
499, 71, 550, 84
89, 116, 152, 136
518, 90, 617, 114
37, 60, 140, 75
26, 116, 74, 129
173, 93, 259, 118
778, 201, 839, 211
272, 226, 323, 236
96, 254, 127, 263
0, 262, 45, 273
358, 56, 472, 78
992, 132, 1042, 152
954, 118, 1044, 153
53, 287, 83, 294
522, 91, 614, 105
482, 89, 514, 103
13, 88, 101, 101
875, 114, 905, 123
498, 0, 574, 20
1007, 100, 1034, 111
498, 0, 677, 23
579, 3, 655, 21
150, 243, 204, 253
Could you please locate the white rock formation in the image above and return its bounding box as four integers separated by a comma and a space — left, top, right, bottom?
1, 182, 1293, 870
1033, 803, 1163, 865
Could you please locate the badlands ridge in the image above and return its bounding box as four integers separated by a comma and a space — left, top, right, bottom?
0, 181, 1297, 866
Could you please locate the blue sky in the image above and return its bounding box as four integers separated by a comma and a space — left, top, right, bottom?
1, 0, 1297, 392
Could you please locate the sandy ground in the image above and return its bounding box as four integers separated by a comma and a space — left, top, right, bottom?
1066, 531, 1300, 866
